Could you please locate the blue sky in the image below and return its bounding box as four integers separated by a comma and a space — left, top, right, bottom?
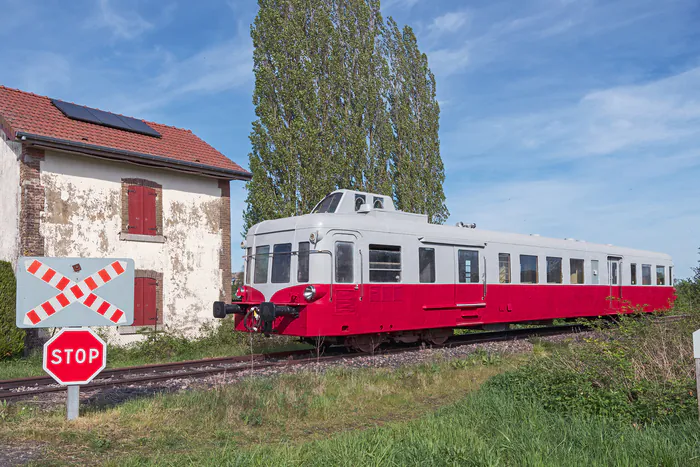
1, 0, 699, 277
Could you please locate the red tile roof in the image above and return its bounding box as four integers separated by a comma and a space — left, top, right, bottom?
0, 85, 250, 179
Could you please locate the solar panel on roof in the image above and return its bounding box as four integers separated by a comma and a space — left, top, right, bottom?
51, 99, 161, 138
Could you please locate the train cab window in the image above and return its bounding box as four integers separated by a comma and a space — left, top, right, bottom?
335, 242, 354, 283
499, 253, 511, 283
570, 259, 585, 284
520, 255, 538, 284
297, 242, 310, 283
458, 250, 479, 283
656, 266, 665, 285
245, 247, 252, 284
369, 244, 401, 282
546, 257, 563, 284
591, 260, 599, 284
630, 264, 637, 285
418, 248, 435, 283
271, 243, 292, 283
354, 194, 366, 211
254, 245, 270, 283
313, 192, 343, 214
642, 264, 652, 285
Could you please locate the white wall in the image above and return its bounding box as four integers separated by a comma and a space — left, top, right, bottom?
40, 150, 225, 341
0, 134, 21, 269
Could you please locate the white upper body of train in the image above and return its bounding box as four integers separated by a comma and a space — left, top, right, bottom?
242, 189, 674, 300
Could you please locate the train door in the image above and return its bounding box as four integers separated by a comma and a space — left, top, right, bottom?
454, 247, 485, 306
607, 256, 622, 310
333, 234, 359, 315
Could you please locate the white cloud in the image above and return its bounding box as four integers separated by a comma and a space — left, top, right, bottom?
382, 0, 420, 11
442, 67, 700, 277
426, 42, 470, 77
91, 0, 153, 40
429, 11, 469, 35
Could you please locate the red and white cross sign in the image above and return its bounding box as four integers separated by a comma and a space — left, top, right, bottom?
23, 259, 128, 326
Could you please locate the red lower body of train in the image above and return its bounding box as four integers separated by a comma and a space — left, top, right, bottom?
214, 282, 675, 350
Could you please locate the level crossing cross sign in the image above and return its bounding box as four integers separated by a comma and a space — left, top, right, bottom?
16, 257, 135, 328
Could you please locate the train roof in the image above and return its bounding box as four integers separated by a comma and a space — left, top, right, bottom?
249, 190, 672, 261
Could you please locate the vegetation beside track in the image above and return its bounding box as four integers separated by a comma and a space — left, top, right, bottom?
0, 318, 308, 380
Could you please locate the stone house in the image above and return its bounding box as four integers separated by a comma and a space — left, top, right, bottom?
0, 86, 250, 340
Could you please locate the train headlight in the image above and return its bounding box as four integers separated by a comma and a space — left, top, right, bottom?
303, 285, 316, 302
309, 232, 317, 244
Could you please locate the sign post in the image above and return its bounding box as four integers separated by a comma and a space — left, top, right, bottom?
43, 327, 107, 420
694, 330, 700, 421
16, 257, 134, 420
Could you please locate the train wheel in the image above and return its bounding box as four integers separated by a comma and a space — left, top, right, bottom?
424, 329, 453, 346
347, 335, 380, 353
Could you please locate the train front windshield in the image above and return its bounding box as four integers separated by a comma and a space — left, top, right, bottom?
245, 241, 311, 285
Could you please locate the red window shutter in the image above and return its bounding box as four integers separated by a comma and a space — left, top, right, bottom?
133, 278, 144, 326
143, 278, 158, 325
127, 185, 144, 234
143, 187, 157, 236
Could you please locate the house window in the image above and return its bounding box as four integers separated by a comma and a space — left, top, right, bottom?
419, 247, 435, 283
121, 270, 163, 334
369, 244, 401, 282
642, 264, 652, 285
498, 253, 511, 283
335, 242, 354, 283
546, 257, 563, 284
570, 259, 585, 284
271, 243, 292, 283
458, 250, 479, 283
630, 263, 637, 285
656, 266, 665, 285
297, 242, 310, 283
121, 179, 162, 238
520, 255, 538, 284
254, 246, 270, 283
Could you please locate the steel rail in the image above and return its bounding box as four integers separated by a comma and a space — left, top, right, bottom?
0, 324, 589, 402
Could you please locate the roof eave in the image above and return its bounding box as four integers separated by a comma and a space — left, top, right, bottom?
16, 132, 252, 181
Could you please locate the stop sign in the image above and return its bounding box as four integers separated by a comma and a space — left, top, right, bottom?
43, 328, 107, 385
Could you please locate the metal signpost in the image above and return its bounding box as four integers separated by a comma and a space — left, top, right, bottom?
16, 257, 134, 420
694, 330, 700, 421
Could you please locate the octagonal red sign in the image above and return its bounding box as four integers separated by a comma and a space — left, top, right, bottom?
43, 328, 107, 385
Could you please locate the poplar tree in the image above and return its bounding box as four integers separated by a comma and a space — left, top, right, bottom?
244, 0, 448, 231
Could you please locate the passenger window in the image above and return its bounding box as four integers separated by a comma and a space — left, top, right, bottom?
630, 263, 637, 285
498, 253, 511, 284
369, 244, 401, 282
458, 250, 479, 283
520, 255, 538, 284
546, 257, 562, 284
656, 266, 665, 285
570, 259, 584, 284
419, 248, 435, 283
271, 243, 292, 283
354, 194, 366, 211
591, 260, 599, 284
335, 242, 354, 283
297, 242, 310, 283
245, 247, 252, 284
642, 264, 651, 285
669, 266, 673, 285
254, 245, 270, 283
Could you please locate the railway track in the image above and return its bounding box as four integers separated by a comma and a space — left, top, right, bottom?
0, 323, 588, 402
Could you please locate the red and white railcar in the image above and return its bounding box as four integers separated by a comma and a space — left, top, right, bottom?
214, 190, 675, 351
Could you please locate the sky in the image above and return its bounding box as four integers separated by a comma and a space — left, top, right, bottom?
1, 0, 699, 278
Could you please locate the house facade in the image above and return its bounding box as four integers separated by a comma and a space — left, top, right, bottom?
0, 86, 250, 341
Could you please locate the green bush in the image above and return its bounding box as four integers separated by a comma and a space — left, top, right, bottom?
486, 313, 700, 424
0, 261, 24, 359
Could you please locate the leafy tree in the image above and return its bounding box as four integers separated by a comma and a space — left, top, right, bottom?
0, 261, 24, 359
244, 0, 448, 231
